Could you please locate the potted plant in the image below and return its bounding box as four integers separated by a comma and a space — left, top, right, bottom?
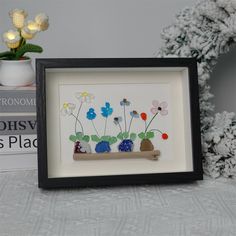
113, 99, 139, 152
139, 100, 169, 151
88, 102, 117, 153
0, 9, 49, 86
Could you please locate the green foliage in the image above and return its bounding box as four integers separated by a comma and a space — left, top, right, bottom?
130, 133, 137, 141
69, 135, 77, 142
0, 51, 15, 60
91, 135, 117, 145
91, 135, 100, 142
69, 132, 90, 143
117, 132, 137, 141
138, 131, 155, 140
15, 44, 43, 60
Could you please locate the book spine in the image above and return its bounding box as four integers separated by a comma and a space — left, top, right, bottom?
0, 90, 36, 113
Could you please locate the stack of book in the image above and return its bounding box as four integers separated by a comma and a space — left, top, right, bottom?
0, 85, 37, 171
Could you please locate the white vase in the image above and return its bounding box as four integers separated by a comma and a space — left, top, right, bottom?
0, 59, 34, 86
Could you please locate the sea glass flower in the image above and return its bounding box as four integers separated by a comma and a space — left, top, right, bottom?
9, 9, 27, 29
140, 112, 147, 121
76, 92, 94, 103
35, 13, 49, 31
21, 21, 39, 39
130, 110, 139, 118
114, 116, 122, 125
101, 102, 113, 117
120, 98, 131, 106
61, 102, 76, 116
86, 108, 97, 120
151, 100, 168, 116
3, 30, 20, 49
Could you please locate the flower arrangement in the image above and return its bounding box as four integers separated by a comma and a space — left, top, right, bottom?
113, 98, 138, 152
61, 92, 169, 159
139, 100, 168, 151
87, 102, 117, 153
0, 9, 49, 60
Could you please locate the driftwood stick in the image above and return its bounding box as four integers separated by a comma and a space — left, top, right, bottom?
73, 150, 160, 161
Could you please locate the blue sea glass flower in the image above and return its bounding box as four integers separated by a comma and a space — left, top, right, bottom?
101, 102, 113, 117
86, 108, 96, 120
130, 110, 139, 118
120, 98, 130, 106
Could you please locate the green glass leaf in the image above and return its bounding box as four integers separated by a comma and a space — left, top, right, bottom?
130, 133, 137, 141
138, 132, 145, 140
146, 131, 154, 139
82, 135, 90, 143
117, 132, 123, 140
91, 135, 100, 142
101, 136, 110, 142
123, 131, 129, 139
109, 136, 117, 145
69, 135, 77, 142
76, 132, 83, 141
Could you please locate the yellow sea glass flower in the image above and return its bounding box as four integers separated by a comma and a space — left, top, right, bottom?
35, 13, 49, 31
61, 103, 76, 116
3, 30, 21, 49
76, 92, 95, 103
9, 9, 27, 29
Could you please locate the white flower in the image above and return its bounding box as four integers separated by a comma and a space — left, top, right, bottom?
35, 13, 49, 31
21, 21, 39, 40
76, 92, 94, 103
61, 103, 76, 116
3, 30, 20, 49
9, 9, 27, 29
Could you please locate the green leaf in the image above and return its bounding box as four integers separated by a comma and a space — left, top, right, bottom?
109, 136, 117, 145
91, 135, 100, 142
15, 43, 43, 59
138, 132, 145, 140
76, 132, 83, 141
101, 136, 110, 142
130, 133, 137, 141
82, 135, 90, 143
123, 132, 129, 139
0, 51, 15, 60
146, 131, 154, 139
69, 135, 77, 142
117, 132, 123, 140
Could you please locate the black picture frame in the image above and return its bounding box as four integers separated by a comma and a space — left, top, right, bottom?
36, 58, 203, 189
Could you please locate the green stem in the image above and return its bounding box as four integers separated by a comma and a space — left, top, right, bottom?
75, 102, 83, 134
145, 112, 158, 133
71, 113, 84, 135
124, 106, 127, 132
149, 129, 163, 134
104, 117, 108, 136
118, 122, 123, 133
92, 120, 100, 137
127, 116, 133, 134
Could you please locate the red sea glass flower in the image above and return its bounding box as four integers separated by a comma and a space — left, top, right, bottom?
140, 112, 147, 121
162, 133, 168, 140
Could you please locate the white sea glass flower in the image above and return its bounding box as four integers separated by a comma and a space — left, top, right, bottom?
9, 9, 27, 29
61, 103, 76, 116
3, 30, 21, 49
76, 92, 94, 103
35, 13, 49, 31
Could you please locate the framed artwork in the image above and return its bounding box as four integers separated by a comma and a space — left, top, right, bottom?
36, 58, 202, 188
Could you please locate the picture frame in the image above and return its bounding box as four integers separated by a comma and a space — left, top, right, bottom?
36, 58, 203, 189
